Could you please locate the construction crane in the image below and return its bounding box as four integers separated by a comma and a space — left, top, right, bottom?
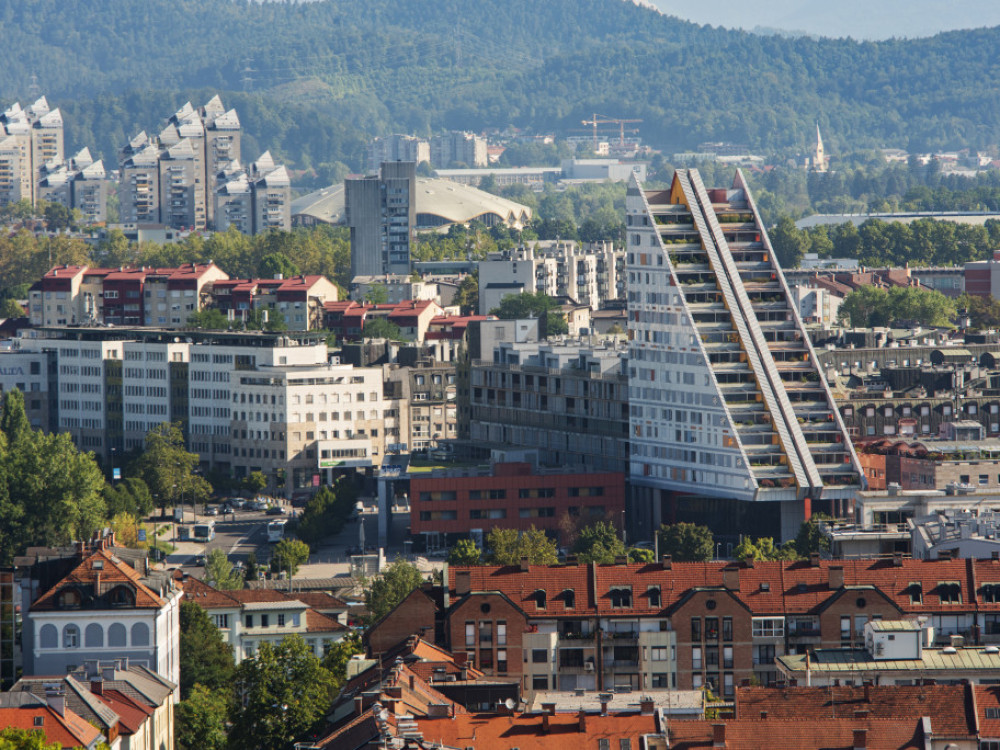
581, 114, 643, 151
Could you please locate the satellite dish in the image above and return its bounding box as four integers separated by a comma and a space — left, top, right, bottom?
504, 698, 515, 710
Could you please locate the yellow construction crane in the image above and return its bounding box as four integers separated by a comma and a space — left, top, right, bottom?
581, 113, 643, 151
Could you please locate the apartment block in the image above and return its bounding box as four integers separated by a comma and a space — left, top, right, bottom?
384, 358, 458, 453
469, 338, 629, 473
11, 327, 387, 493
346, 161, 416, 279
37, 148, 110, 224
211, 274, 339, 331
0, 97, 65, 208
626, 170, 862, 541
368, 134, 430, 172
430, 131, 488, 168
249, 153, 291, 234
369, 556, 1000, 697
408, 461, 625, 550
478, 241, 625, 312
118, 136, 161, 224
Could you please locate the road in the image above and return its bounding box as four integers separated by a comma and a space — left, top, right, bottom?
162, 509, 282, 573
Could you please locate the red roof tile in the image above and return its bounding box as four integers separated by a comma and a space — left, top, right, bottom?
0, 704, 105, 748
31, 549, 166, 610
667, 717, 924, 750
95, 689, 153, 735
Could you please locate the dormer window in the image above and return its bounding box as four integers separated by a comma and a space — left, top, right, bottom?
610, 586, 632, 609
562, 589, 575, 609
983, 583, 1000, 604
648, 586, 661, 608
938, 582, 962, 604
108, 585, 135, 607
59, 589, 81, 609
534, 590, 546, 610
909, 582, 923, 604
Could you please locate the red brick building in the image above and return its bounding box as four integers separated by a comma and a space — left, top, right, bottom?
408, 462, 625, 549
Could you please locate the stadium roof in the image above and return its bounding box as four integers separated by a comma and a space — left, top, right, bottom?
291, 177, 532, 229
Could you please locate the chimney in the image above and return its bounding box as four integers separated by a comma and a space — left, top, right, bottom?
661, 555, 672, 570
91, 678, 103, 696
94, 571, 101, 596
102, 666, 115, 681
354, 696, 364, 716
810, 552, 821, 568
578, 710, 587, 733
853, 728, 868, 750
744, 556, 755, 569
712, 723, 726, 748
951, 634, 965, 648
864, 682, 871, 703
409, 674, 415, 690
829, 565, 844, 590
520, 557, 530, 572
722, 566, 740, 591
455, 570, 471, 596
45, 688, 65, 717
614, 555, 628, 565
600, 698, 609, 716
541, 703, 556, 715
566, 555, 579, 566
640, 697, 655, 715
384, 687, 403, 699
892, 552, 903, 567
542, 713, 550, 733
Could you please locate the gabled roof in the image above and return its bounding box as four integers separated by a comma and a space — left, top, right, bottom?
31, 548, 166, 611
95, 689, 153, 735
414, 712, 656, 750
666, 717, 924, 750
735, 684, 975, 737
11, 676, 120, 730
0, 701, 104, 748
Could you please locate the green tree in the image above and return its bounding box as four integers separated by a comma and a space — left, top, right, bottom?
295, 482, 358, 546
179, 601, 235, 699
0, 729, 62, 750
187, 309, 231, 330
321, 630, 364, 693
245, 306, 287, 332
244, 471, 268, 495
205, 549, 245, 591
794, 513, 832, 557
228, 635, 335, 750
454, 272, 479, 314
104, 477, 154, 518
657, 523, 714, 562
177, 683, 230, 750
129, 422, 209, 515
769, 216, 810, 269
490, 291, 566, 337
364, 557, 425, 624
258, 252, 300, 280
571, 521, 626, 564
733, 536, 797, 562
270, 538, 310, 577
446, 538, 482, 565
363, 283, 389, 305
486, 526, 559, 566
245, 550, 259, 582
362, 317, 404, 340
0, 298, 24, 318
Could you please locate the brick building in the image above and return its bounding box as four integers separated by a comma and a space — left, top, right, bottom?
408, 462, 625, 550
368, 556, 1000, 697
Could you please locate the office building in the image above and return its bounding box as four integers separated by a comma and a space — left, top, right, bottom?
368, 134, 430, 172
625, 170, 862, 540
346, 161, 416, 279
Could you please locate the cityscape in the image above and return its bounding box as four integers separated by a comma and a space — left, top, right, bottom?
5, 2, 1000, 749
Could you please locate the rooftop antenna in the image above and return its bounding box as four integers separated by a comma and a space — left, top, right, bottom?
27, 73, 41, 99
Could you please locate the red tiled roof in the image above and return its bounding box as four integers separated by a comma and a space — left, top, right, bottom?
95, 689, 153, 735
294, 591, 348, 610
414, 712, 656, 750
31, 549, 166, 610
0, 704, 105, 748
304, 609, 346, 633
736, 685, 975, 737
667, 717, 924, 749
976, 685, 1000, 737
181, 576, 240, 607
315, 707, 379, 749
449, 557, 1000, 618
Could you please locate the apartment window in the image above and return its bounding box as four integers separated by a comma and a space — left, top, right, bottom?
535, 590, 546, 609
983, 584, 1000, 604
723, 646, 734, 669
497, 621, 507, 646
753, 644, 775, 666
531, 649, 548, 663
651, 647, 668, 661
648, 586, 661, 608
497, 649, 508, 673
723, 673, 734, 697
691, 617, 702, 641
752, 618, 784, 638
278, 614, 285, 627
261, 614, 269, 628
692, 646, 702, 670
909, 582, 923, 605
723, 617, 733, 641
706, 646, 719, 667
610, 586, 632, 608
841, 616, 852, 642
563, 589, 575, 609
465, 621, 475, 647
705, 617, 719, 640
245, 615, 254, 628
532, 676, 548, 690
479, 621, 493, 645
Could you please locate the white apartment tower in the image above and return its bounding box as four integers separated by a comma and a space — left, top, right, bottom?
625, 169, 862, 539
0, 97, 64, 208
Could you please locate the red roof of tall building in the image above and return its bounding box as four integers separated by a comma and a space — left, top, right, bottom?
31, 548, 167, 610
0, 703, 105, 748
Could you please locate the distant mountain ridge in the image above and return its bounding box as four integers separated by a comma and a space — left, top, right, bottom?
1, 0, 999, 172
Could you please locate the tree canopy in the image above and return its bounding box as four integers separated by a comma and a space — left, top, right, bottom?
490, 291, 568, 337
364, 557, 425, 625
657, 523, 715, 562
446, 538, 482, 565
179, 600, 235, 699
571, 521, 627, 564
128, 422, 211, 513
838, 286, 957, 328
486, 526, 559, 566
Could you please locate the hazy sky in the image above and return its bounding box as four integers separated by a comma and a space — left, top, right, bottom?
648, 0, 1000, 39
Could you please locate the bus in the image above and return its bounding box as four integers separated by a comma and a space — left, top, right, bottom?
193, 521, 216, 542
267, 519, 287, 543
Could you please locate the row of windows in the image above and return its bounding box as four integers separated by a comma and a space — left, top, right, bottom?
38, 621, 149, 649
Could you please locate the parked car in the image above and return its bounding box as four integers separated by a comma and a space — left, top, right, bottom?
265, 505, 286, 516
204, 505, 219, 516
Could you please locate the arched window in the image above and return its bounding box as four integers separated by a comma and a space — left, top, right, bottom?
85, 623, 103, 648
131, 622, 150, 647
39, 624, 58, 649
108, 623, 127, 647
63, 624, 80, 648
108, 586, 135, 607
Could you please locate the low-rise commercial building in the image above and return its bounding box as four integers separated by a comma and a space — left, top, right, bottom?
408, 461, 625, 550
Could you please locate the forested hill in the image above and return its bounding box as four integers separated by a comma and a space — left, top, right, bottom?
3, 0, 1000, 174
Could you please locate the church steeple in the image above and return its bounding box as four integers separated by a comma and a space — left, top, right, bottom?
812, 123, 828, 172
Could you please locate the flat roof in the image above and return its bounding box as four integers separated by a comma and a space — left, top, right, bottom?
779, 647, 1000, 673
868, 620, 923, 632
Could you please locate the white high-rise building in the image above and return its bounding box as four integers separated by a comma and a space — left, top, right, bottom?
625, 169, 862, 539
